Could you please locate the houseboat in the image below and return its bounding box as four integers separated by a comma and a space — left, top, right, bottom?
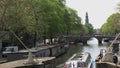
1, 43, 69, 62
64, 52, 93, 68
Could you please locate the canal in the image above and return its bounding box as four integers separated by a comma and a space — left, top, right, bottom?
57, 37, 110, 68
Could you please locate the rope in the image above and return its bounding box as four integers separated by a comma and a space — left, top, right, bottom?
0, 0, 38, 64
9, 30, 29, 50
107, 33, 120, 52
9, 30, 39, 64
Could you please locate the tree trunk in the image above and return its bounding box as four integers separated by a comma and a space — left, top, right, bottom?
33, 32, 37, 47
50, 36, 53, 44
43, 36, 46, 44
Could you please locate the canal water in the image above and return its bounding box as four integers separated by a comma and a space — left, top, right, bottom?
57, 37, 110, 68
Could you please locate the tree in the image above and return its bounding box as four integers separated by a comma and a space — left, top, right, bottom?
100, 13, 120, 34
64, 7, 81, 35
0, 0, 85, 47
85, 23, 94, 34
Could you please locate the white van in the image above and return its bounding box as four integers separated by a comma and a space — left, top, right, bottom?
2, 46, 18, 54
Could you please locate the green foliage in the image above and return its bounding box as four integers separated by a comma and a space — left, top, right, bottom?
100, 13, 120, 34
64, 7, 82, 35
101, 3, 120, 34
0, 0, 88, 46
85, 23, 94, 34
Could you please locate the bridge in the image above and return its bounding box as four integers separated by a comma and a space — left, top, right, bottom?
65, 34, 120, 44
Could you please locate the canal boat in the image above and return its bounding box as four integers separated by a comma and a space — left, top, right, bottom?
64, 52, 93, 68
1, 31, 69, 62
95, 33, 120, 68
1, 43, 68, 62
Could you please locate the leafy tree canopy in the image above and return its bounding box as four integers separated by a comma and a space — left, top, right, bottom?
100, 13, 120, 34
0, 0, 91, 46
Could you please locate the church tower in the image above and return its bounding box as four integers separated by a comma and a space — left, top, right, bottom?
85, 12, 89, 24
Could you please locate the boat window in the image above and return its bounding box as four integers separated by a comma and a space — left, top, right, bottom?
77, 62, 81, 67
66, 63, 72, 68
77, 62, 87, 67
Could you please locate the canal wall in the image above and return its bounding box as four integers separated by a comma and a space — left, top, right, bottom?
0, 57, 56, 68
96, 62, 120, 68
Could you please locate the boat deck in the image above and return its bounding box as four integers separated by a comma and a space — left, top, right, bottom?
68, 52, 90, 62
64, 52, 92, 68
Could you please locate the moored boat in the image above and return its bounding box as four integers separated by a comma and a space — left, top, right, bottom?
64, 52, 93, 68
95, 33, 120, 68
1, 43, 68, 62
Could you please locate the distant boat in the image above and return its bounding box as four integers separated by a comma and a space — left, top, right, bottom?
64, 52, 93, 68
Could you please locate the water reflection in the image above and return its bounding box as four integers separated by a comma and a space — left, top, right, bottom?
83, 44, 107, 60
57, 37, 110, 68
87, 37, 98, 45
85, 37, 108, 60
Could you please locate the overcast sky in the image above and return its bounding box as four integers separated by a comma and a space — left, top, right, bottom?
66, 0, 120, 29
